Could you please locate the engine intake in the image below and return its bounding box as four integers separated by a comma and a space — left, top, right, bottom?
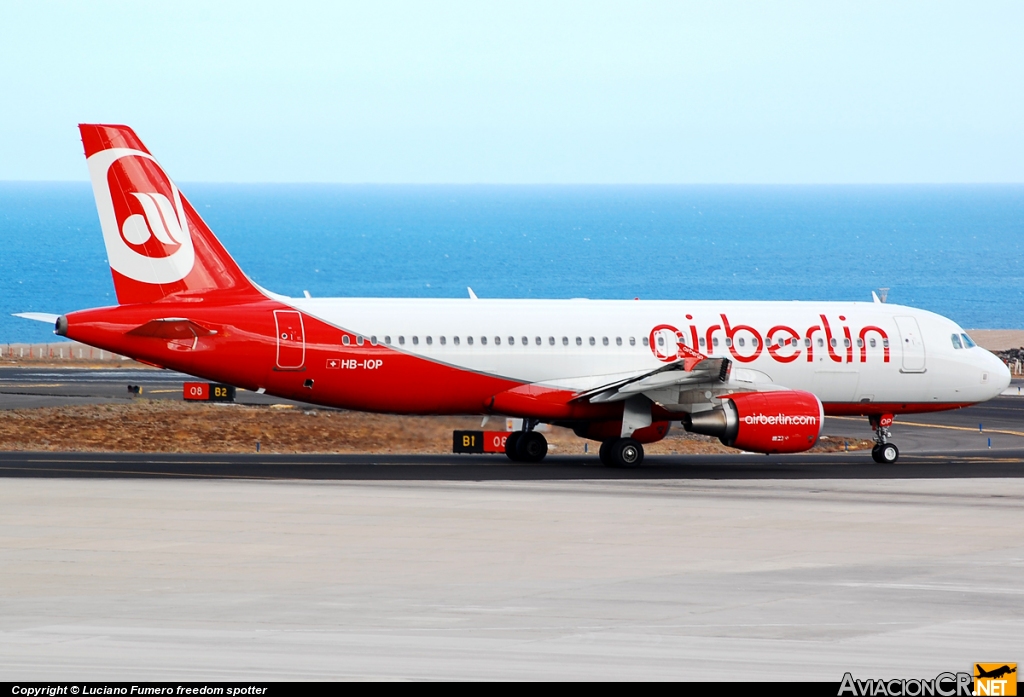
683, 390, 823, 454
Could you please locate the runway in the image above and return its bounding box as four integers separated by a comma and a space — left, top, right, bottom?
0, 367, 1022, 680
1, 449, 1024, 480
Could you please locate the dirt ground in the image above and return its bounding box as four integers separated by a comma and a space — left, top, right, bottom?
0, 399, 873, 455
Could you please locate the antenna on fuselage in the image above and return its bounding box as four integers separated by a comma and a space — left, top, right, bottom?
467, 287, 478, 300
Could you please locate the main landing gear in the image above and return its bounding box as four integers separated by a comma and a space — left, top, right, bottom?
599, 437, 644, 468
505, 420, 548, 463
869, 414, 899, 464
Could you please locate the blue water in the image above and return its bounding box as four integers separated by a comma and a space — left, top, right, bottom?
2, 183, 1023, 343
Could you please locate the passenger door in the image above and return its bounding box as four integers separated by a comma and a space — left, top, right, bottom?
274, 310, 306, 370
894, 316, 926, 373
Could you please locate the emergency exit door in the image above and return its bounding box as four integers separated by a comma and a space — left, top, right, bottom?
274, 310, 305, 369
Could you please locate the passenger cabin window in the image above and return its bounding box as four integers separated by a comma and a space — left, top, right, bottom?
725, 338, 732, 347
535, 337, 542, 345
412, 336, 419, 345
804, 338, 811, 347
467, 336, 474, 345
630, 337, 636, 346
357, 336, 364, 346
830, 338, 837, 348
384, 336, 392, 345
856, 339, 863, 348
951, 334, 963, 349
342, 336, 350, 346
602, 337, 609, 346
738, 338, 745, 347
522, 336, 528, 345
642, 337, 649, 346
961, 333, 976, 348
547, 336, 553, 345
870, 338, 877, 348
370, 336, 377, 345
562, 337, 568, 346
494, 337, 501, 345
713, 338, 720, 347
454, 336, 460, 345
589, 337, 596, 346
751, 337, 758, 347
481, 336, 487, 345
399, 336, 405, 345
817, 338, 824, 347
425, 336, 432, 345
657, 336, 665, 347
844, 339, 851, 348
440, 336, 446, 345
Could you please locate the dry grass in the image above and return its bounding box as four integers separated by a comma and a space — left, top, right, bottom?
0, 399, 873, 455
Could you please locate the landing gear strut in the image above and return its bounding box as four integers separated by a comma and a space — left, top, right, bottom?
505, 419, 548, 462
599, 437, 644, 468
869, 414, 899, 464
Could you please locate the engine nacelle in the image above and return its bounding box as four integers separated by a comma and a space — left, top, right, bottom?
683, 390, 823, 454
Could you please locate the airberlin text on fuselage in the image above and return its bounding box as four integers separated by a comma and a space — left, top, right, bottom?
650, 313, 891, 365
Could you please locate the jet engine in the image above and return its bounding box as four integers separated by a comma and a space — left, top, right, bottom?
682, 390, 823, 454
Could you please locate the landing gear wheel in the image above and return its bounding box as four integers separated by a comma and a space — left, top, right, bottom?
516, 431, 548, 463
609, 438, 644, 468
872, 442, 899, 464
598, 440, 613, 466
504, 432, 522, 461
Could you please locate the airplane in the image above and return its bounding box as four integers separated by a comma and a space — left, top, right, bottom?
976, 665, 1016, 680
16, 124, 1012, 467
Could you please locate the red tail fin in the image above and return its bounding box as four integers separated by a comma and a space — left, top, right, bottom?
80, 124, 259, 305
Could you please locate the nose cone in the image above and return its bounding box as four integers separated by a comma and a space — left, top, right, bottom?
984, 350, 1012, 398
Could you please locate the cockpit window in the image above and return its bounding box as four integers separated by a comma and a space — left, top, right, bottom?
961, 333, 977, 348
951, 333, 963, 349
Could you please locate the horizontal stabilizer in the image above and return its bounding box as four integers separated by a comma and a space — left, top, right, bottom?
13, 312, 60, 324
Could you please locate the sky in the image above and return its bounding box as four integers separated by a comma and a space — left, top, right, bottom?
0, 1, 1022, 183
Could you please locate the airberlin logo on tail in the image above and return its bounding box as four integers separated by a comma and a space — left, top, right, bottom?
121, 191, 189, 248
86, 147, 195, 284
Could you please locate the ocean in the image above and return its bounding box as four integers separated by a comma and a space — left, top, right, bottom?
1, 183, 1022, 344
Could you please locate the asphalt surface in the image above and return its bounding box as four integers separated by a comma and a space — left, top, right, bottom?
1, 449, 1023, 479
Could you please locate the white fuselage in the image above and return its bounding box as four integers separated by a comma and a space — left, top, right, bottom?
289, 296, 1010, 409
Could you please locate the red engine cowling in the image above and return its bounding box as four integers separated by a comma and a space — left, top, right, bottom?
683, 390, 823, 454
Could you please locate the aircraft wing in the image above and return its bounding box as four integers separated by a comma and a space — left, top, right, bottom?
574, 356, 733, 404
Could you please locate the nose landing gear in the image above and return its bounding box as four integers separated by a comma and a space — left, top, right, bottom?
869, 414, 899, 463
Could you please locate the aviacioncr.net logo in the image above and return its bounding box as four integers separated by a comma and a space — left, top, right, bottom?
87, 147, 195, 284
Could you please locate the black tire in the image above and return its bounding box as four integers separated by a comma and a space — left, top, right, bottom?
871, 444, 883, 463
516, 431, 548, 463
505, 432, 522, 461
610, 438, 644, 468
878, 442, 899, 464
598, 440, 614, 466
